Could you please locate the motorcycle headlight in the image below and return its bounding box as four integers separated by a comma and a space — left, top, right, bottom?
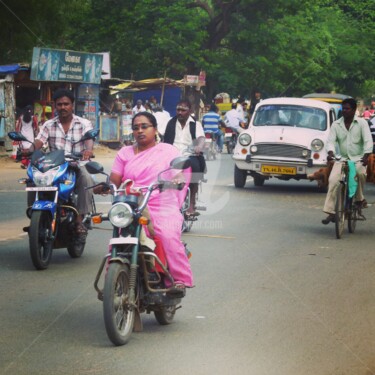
108, 203, 133, 228
239, 133, 251, 146
311, 139, 324, 151
32, 166, 60, 187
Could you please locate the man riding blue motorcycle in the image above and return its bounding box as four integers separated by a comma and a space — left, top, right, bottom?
24, 89, 95, 235
10, 88, 98, 269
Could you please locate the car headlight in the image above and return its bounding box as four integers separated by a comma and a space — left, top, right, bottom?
108, 202, 133, 228
301, 149, 309, 157
311, 139, 324, 151
250, 145, 258, 153
32, 166, 60, 187
239, 133, 251, 146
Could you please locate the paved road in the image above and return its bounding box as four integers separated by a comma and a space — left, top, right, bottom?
1, 152, 375, 375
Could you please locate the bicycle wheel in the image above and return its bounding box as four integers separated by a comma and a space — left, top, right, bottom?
335, 183, 346, 239
348, 199, 357, 233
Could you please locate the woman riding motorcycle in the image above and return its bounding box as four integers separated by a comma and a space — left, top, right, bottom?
105, 111, 193, 294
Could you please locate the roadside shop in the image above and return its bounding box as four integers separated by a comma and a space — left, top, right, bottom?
0, 47, 103, 153
100, 74, 206, 148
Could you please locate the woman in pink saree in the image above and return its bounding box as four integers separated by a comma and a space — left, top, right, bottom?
109, 112, 193, 292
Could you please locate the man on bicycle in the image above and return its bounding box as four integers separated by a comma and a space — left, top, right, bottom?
322, 98, 373, 224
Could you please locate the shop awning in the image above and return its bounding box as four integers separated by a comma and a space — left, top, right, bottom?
0, 64, 21, 74
109, 77, 184, 93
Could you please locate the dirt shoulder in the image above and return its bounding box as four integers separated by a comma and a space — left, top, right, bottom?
0, 144, 118, 190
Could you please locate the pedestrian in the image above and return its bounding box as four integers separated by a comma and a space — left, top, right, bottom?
23, 89, 95, 236
15, 105, 38, 168
322, 98, 373, 224
249, 90, 262, 118
132, 99, 146, 114
152, 105, 171, 137
202, 103, 224, 152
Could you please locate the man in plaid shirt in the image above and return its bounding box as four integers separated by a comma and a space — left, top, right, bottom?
27, 89, 95, 235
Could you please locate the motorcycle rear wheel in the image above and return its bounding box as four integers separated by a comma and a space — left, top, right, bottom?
103, 262, 135, 346
29, 211, 53, 270
154, 306, 176, 325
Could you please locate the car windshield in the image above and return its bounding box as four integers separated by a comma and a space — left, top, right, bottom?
253, 105, 327, 131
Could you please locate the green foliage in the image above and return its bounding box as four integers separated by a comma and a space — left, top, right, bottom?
0, 0, 373, 99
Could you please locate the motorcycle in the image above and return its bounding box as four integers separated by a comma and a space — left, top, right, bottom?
7, 129, 99, 270
223, 127, 237, 154
86, 156, 191, 346
203, 130, 218, 161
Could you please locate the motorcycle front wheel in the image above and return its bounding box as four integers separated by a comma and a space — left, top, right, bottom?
29, 211, 53, 270
154, 306, 176, 325
103, 262, 135, 346
335, 183, 346, 239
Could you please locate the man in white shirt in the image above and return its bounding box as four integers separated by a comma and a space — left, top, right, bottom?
153, 105, 171, 136
224, 103, 245, 132
163, 99, 205, 215
132, 99, 146, 114
322, 98, 373, 224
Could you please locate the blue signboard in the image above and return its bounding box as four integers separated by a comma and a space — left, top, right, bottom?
30, 47, 103, 84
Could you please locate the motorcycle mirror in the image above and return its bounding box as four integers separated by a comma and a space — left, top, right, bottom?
85, 161, 105, 174
170, 156, 191, 170
8, 131, 30, 143
73, 129, 100, 145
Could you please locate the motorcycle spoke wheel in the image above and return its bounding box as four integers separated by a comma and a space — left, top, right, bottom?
103, 263, 135, 346
154, 306, 177, 325
29, 211, 53, 270
182, 217, 194, 232
335, 184, 345, 239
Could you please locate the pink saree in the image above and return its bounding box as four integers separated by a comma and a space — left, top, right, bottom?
111, 143, 193, 287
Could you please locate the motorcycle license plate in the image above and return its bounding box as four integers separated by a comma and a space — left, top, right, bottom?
26, 187, 58, 191
261, 165, 296, 175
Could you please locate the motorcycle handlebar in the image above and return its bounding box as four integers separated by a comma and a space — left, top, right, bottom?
159, 180, 185, 191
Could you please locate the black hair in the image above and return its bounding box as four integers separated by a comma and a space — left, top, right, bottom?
53, 89, 75, 103
209, 104, 218, 112
231, 103, 237, 109
177, 99, 191, 109
132, 111, 157, 128
342, 98, 357, 111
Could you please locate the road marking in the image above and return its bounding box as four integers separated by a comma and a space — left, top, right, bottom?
183, 233, 235, 239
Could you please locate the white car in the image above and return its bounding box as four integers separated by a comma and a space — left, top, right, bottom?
233, 97, 336, 188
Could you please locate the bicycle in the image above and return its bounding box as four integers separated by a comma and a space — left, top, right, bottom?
334, 160, 366, 239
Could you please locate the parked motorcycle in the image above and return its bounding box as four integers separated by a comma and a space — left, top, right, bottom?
86, 156, 191, 346
223, 127, 237, 154
7, 129, 99, 270
203, 130, 218, 161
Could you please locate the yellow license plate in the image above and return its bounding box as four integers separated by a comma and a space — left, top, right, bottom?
261, 165, 296, 175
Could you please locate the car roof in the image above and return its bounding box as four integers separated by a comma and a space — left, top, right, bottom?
256, 97, 333, 110
303, 93, 352, 103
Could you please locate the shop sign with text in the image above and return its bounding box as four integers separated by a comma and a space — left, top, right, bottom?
30, 47, 103, 84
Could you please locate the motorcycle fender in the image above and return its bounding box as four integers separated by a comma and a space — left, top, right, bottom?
109, 237, 139, 246
108, 257, 130, 266
31, 201, 57, 216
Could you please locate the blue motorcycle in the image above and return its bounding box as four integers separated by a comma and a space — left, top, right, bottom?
8, 129, 99, 270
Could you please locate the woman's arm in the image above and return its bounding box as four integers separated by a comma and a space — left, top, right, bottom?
109, 172, 123, 189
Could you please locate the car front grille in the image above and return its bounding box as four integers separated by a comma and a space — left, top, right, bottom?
254, 144, 311, 159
